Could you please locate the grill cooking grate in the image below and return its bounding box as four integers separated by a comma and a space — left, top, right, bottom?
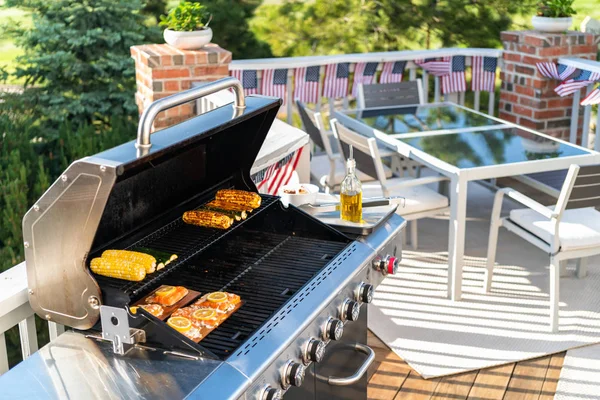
163, 230, 347, 358
94, 195, 279, 297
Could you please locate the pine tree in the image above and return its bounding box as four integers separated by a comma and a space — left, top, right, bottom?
3, 0, 159, 127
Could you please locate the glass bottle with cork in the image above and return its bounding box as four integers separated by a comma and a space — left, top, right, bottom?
340, 145, 363, 223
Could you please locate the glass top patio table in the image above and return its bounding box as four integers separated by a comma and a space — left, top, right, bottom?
344, 103, 501, 134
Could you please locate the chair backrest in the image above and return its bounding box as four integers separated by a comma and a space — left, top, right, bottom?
357, 80, 424, 109
557, 164, 600, 211
297, 100, 326, 150
331, 119, 388, 191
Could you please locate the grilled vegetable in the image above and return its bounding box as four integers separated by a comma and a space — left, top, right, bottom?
102, 249, 156, 273
90, 257, 146, 281
183, 210, 233, 229
201, 206, 246, 221
131, 247, 178, 271
215, 189, 261, 209
206, 200, 253, 213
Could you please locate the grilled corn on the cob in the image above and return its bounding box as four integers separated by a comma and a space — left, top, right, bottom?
90, 257, 146, 281
201, 207, 244, 221
183, 210, 233, 229
215, 189, 261, 209
102, 249, 157, 273
206, 200, 252, 213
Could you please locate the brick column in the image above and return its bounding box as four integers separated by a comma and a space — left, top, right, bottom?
130, 44, 232, 129
499, 31, 597, 140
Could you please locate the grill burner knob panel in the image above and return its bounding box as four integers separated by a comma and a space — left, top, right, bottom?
357, 282, 374, 303
324, 317, 344, 341
304, 338, 327, 364
373, 255, 399, 275
341, 299, 360, 322
262, 386, 284, 400
282, 360, 305, 388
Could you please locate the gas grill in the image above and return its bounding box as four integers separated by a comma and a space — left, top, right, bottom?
2, 78, 406, 400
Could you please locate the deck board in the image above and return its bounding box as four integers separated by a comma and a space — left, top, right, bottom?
367, 330, 566, 400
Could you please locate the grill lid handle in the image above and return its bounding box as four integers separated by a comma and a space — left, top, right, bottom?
136, 77, 246, 155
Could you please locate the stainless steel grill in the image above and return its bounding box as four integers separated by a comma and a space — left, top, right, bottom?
0, 78, 406, 400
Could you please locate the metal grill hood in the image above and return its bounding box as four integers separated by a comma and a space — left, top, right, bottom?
22, 81, 281, 330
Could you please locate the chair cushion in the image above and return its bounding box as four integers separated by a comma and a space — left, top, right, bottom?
509, 206, 600, 251
311, 154, 392, 186
362, 177, 448, 216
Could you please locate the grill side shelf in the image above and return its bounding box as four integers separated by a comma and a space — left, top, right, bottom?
93, 195, 279, 299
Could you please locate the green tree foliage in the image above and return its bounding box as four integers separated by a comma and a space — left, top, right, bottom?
251, 0, 536, 56
192, 0, 272, 59
142, 0, 167, 23
3, 0, 159, 127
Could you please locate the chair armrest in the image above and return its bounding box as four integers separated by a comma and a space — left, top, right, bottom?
385, 176, 450, 190
499, 188, 555, 219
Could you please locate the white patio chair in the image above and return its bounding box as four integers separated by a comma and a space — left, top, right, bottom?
357, 80, 425, 177
331, 119, 449, 250
485, 164, 600, 332
297, 101, 393, 192
356, 79, 425, 109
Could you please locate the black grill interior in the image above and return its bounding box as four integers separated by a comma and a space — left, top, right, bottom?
91, 194, 350, 359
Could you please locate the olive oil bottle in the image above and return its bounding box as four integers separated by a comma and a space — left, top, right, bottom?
340, 146, 362, 223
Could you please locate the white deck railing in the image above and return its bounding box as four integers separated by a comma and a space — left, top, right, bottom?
559, 57, 600, 151
231, 48, 503, 123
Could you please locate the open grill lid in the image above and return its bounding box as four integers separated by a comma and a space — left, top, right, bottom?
22, 78, 282, 330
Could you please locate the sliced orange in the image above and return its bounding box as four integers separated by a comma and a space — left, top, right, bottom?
192, 308, 217, 320
156, 285, 176, 298
207, 292, 228, 303
130, 306, 139, 314
167, 316, 192, 332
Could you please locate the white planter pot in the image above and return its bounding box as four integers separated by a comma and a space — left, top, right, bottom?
531, 16, 572, 33
163, 27, 213, 50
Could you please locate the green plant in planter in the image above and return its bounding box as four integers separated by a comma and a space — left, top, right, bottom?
536, 0, 576, 18
160, 1, 212, 31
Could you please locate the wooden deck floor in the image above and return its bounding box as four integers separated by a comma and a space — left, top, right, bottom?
367, 331, 565, 400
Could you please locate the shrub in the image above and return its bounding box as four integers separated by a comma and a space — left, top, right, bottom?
537, 0, 576, 18
160, 1, 211, 31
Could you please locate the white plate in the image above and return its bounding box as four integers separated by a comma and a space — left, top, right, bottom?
278, 183, 320, 207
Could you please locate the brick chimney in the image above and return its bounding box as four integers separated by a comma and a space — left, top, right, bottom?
130, 43, 232, 129
499, 31, 597, 141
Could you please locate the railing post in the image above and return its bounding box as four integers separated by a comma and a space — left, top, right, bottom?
488, 90, 495, 117
18, 315, 38, 360
595, 112, 600, 152
581, 84, 593, 148
0, 333, 8, 374
286, 70, 293, 125
474, 91, 481, 111
49, 322, 65, 342
316, 66, 324, 112
422, 71, 429, 103
434, 76, 441, 103
569, 90, 581, 145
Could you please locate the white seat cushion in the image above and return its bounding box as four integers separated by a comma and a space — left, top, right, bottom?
509, 206, 600, 251
362, 177, 448, 216
311, 155, 392, 186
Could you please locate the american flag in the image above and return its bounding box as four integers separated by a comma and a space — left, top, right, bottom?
536, 62, 576, 81
380, 61, 406, 84
323, 63, 350, 99
231, 69, 259, 95
294, 66, 321, 104
252, 147, 304, 195
441, 56, 466, 94
472, 56, 497, 92
262, 68, 288, 103
352, 62, 379, 97
581, 87, 600, 106
555, 70, 600, 97
415, 57, 451, 77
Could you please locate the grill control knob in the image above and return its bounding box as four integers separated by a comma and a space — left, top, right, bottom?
341, 299, 360, 322
262, 386, 283, 400
356, 282, 374, 304
282, 360, 305, 388
372, 255, 399, 275
304, 338, 327, 364
324, 317, 344, 341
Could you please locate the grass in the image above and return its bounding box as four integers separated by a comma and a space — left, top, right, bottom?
0, 1, 31, 84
